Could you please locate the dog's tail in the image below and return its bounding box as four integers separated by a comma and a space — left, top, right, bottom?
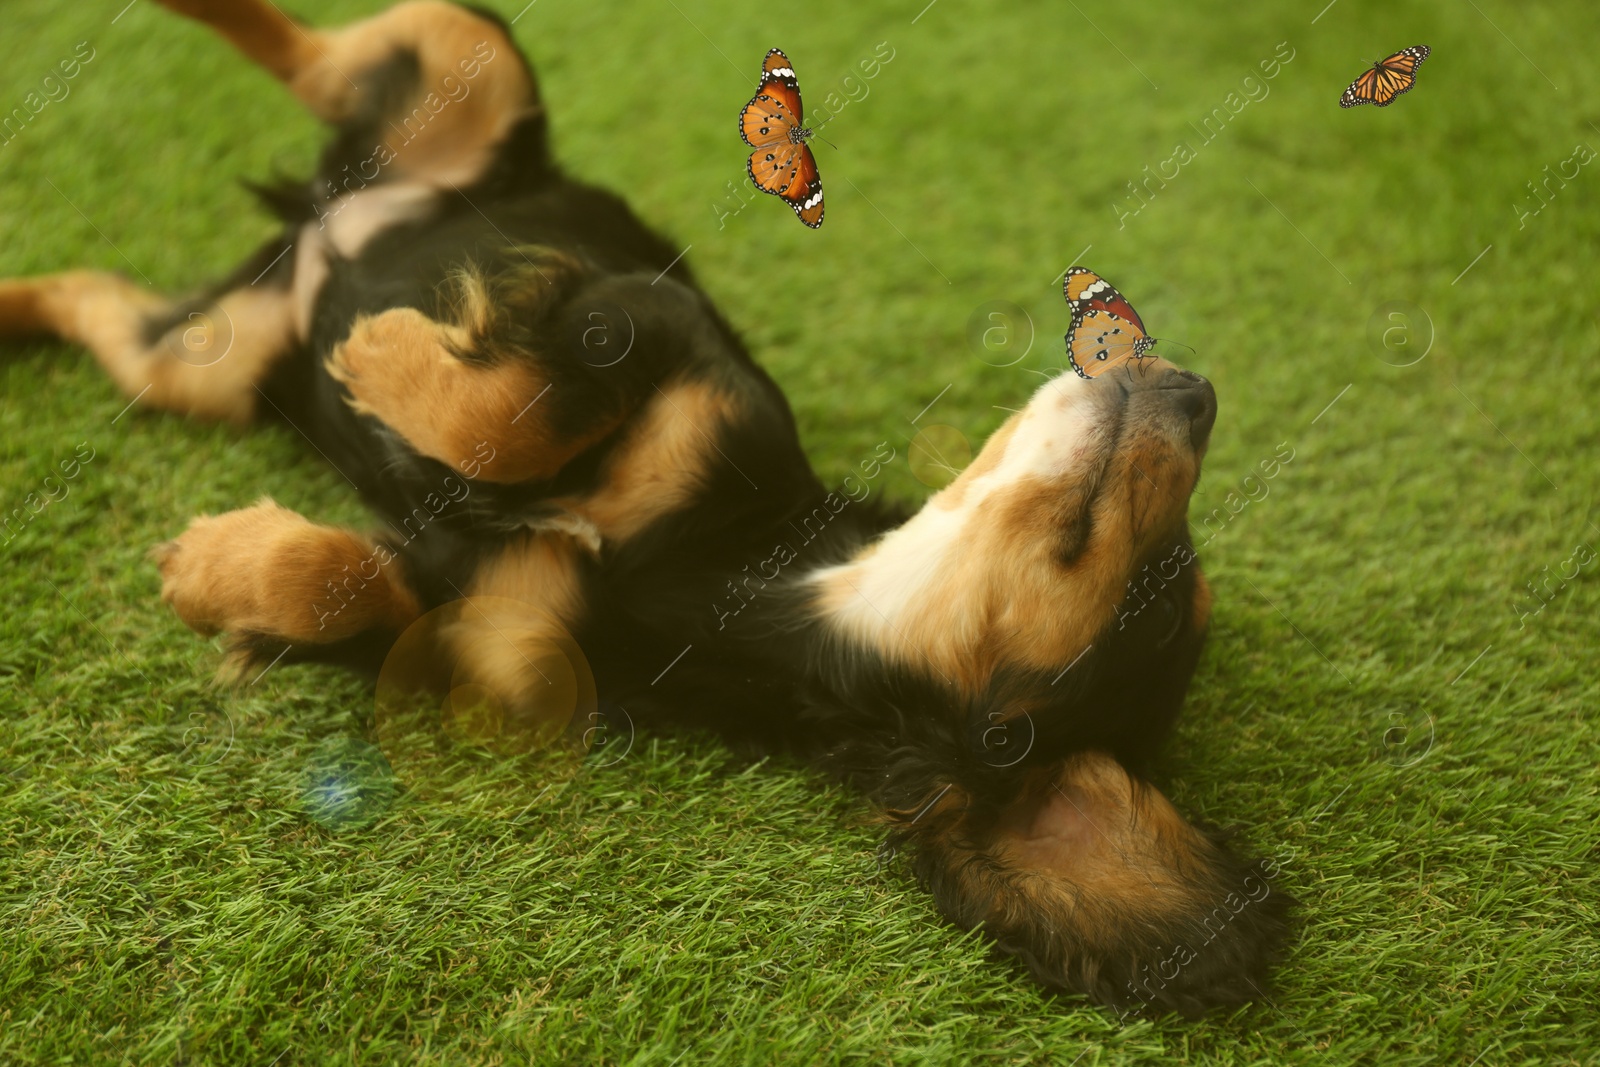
889, 751, 1293, 1017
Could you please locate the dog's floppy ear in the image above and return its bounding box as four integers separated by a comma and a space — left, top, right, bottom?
898, 752, 1293, 1017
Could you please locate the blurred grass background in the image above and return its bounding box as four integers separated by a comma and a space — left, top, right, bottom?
3, 0, 1599, 1063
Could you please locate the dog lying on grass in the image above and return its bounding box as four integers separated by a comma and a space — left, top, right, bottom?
0, 0, 1289, 1016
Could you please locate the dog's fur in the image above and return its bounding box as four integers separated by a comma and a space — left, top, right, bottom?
0, 0, 1290, 1015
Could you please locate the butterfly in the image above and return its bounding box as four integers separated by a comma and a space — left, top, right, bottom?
1064, 267, 1156, 379
739, 48, 824, 228
1339, 45, 1429, 108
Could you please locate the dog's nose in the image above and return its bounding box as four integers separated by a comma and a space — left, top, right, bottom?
1154, 366, 1217, 450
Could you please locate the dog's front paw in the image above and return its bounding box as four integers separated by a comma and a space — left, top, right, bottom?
323, 306, 556, 484
153, 499, 421, 680
324, 307, 452, 431
154, 499, 293, 640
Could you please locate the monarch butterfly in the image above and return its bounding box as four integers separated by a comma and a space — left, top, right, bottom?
1063, 267, 1156, 379
739, 49, 824, 227
1339, 45, 1429, 108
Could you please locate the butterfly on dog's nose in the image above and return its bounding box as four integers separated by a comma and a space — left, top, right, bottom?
739, 48, 824, 228
1063, 267, 1157, 379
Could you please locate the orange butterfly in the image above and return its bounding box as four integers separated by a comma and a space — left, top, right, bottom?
1064, 267, 1156, 379
1340, 45, 1429, 108
739, 49, 824, 228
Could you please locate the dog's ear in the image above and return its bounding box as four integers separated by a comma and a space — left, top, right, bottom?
899, 751, 1293, 1017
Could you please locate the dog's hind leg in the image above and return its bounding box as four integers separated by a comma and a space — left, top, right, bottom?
0, 270, 298, 423
431, 532, 595, 747
153, 0, 541, 187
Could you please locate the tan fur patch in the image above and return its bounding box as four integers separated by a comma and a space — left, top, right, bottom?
1191, 570, 1213, 632
158, 0, 536, 186
814, 469, 1129, 692
154, 499, 421, 644
812, 366, 1204, 694
465, 533, 585, 622
152, 0, 322, 81
326, 306, 616, 484
1117, 436, 1201, 563
442, 534, 592, 738
0, 272, 296, 422
300, 2, 535, 184
932, 413, 1018, 512
0, 278, 54, 337
882, 781, 965, 825
982, 753, 1232, 945
554, 379, 742, 546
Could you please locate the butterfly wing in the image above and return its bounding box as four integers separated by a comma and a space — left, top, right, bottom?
741, 49, 804, 147
1379, 45, 1429, 77
757, 48, 804, 123
747, 140, 824, 228
786, 146, 825, 228
1063, 267, 1154, 379
1369, 45, 1427, 105
741, 89, 798, 147
739, 49, 823, 228
1065, 267, 1149, 333
1067, 309, 1154, 378
1341, 45, 1428, 107
1368, 66, 1412, 106
1339, 67, 1381, 108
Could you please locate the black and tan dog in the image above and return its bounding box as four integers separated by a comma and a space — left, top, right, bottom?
0, 0, 1289, 1015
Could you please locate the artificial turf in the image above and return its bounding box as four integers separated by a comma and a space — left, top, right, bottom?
3, 0, 1599, 1063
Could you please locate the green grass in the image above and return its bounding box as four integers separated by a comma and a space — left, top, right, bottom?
3, 0, 1599, 1062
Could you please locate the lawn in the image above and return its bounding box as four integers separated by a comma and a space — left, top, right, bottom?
3, 0, 1598, 1063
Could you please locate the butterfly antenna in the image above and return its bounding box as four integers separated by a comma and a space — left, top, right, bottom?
814, 133, 838, 150
1153, 338, 1196, 355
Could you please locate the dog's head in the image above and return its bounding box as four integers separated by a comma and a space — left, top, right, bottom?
809, 359, 1288, 1016
811, 356, 1216, 746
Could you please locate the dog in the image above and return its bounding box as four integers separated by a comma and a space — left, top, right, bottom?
0, 0, 1290, 1016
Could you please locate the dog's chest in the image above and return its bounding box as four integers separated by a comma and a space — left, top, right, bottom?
290, 182, 441, 341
